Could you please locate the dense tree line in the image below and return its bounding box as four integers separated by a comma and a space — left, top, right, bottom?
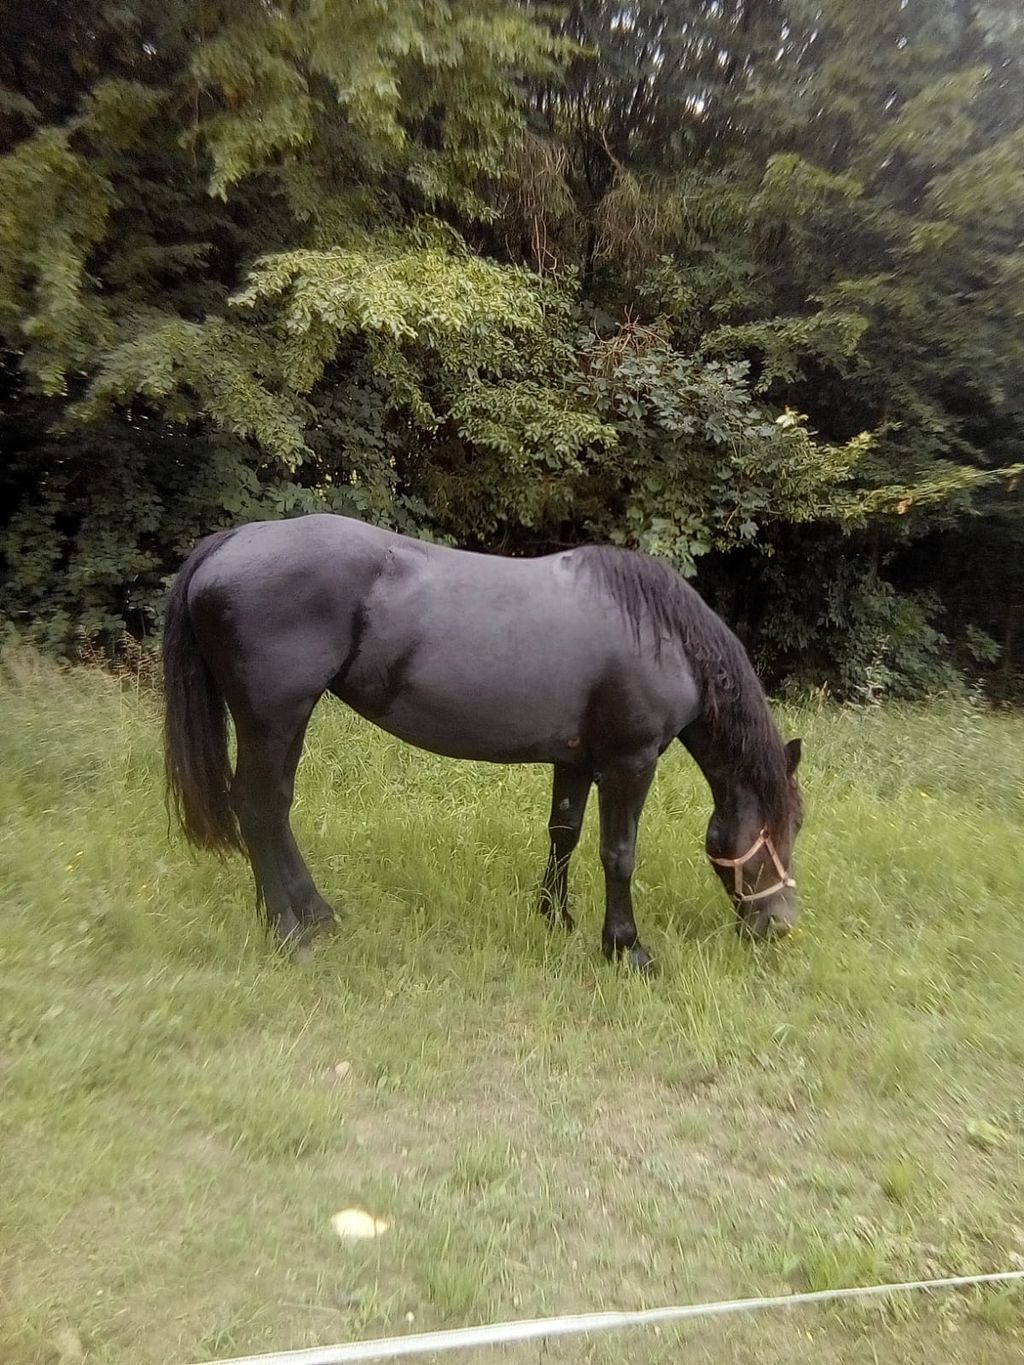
1, 0, 1021, 697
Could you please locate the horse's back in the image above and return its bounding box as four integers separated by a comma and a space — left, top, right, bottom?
187, 514, 391, 593
187, 512, 567, 632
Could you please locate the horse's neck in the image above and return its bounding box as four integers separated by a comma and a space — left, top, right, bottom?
679, 717, 760, 822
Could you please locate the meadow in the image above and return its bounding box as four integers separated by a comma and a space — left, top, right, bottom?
1, 649, 1023, 1364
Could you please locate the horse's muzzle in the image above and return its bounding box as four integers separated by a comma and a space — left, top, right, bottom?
738, 903, 798, 942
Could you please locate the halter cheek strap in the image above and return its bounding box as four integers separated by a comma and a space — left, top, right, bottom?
708, 828, 796, 904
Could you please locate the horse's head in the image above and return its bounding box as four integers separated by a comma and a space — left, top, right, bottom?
706, 737, 803, 940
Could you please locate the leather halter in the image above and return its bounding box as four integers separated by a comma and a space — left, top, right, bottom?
708, 828, 796, 904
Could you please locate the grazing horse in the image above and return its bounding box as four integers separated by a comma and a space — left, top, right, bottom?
163, 514, 803, 968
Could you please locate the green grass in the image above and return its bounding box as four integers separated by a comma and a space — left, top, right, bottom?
1, 647, 1023, 1364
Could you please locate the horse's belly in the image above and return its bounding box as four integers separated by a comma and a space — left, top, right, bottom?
343, 668, 584, 764
337, 640, 691, 766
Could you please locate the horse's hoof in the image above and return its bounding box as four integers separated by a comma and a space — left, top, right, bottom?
603, 941, 658, 975
626, 944, 658, 975
295, 915, 341, 960
280, 913, 336, 963
538, 898, 575, 932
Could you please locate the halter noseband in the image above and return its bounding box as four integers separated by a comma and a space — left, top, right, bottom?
708, 828, 796, 904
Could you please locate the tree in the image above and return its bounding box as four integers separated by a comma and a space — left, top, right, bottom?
0, 0, 572, 643
0, 0, 1021, 695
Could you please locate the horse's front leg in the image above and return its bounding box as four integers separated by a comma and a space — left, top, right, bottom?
538, 763, 592, 930
596, 759, 657, 973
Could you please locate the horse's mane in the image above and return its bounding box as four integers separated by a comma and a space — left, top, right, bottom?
576, 545, 798, 839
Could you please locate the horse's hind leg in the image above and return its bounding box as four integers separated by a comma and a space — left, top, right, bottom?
538, 764, 591, 930
230, 697, 335, 948
597, 760, 657, 973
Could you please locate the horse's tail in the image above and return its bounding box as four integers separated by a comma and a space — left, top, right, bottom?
162, 530, 243, 854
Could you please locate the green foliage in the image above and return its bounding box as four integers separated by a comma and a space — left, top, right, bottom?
795, 574, 963, 704
927, 128, 1024, 230
0, 127, 116, 391
232, 238, 545, 398
0, 0, 1022, 694
754, 153, 865, 217
699, 311, 870, 391
78, 317, 312, 464
571, 331, 871, 573
189, 0, 569, 213
189, 19, 314, 199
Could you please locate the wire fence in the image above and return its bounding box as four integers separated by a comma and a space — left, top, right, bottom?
192, 1268, 1024, 1365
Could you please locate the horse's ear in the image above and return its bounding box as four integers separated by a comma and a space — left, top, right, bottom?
785, 738, 802, 775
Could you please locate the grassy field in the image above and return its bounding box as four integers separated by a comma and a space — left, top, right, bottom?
1, 649, 1023, 1365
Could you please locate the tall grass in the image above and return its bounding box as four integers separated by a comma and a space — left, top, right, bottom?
1, 650, 1022, 1364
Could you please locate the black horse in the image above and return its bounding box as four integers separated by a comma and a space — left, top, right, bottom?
163, 514, 803, 968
